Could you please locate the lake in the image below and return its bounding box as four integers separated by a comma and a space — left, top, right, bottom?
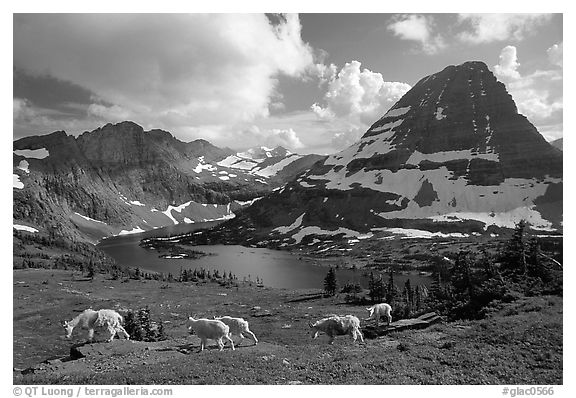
97, 221, 431, 290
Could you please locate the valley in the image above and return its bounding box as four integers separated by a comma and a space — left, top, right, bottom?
12, 58, 564, 386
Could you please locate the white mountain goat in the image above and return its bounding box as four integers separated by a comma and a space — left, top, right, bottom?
63, 309, 130, 342
365, 303, 393, 326
309, 315, 364, 344
186, 317, 235, 352
214, 316, 258, 346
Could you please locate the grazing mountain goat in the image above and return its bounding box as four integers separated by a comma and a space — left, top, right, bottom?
63, 309, 130, 342
309, 315, 364, 344
365, 303, 392, 326
214, 316, 258, 346
186, 317, 235, 352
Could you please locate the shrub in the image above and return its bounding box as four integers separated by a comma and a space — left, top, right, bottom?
123, 307, 167, 342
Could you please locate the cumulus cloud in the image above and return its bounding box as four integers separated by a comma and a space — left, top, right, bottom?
13, 14, 315, 145
458, 14, 553, 44
494, 45, 521, 82
387, 15, 446, 55
547, 42, 563, 68
312, 61, 411, 125
493, 46, 562, 141
237, 125, 304, 150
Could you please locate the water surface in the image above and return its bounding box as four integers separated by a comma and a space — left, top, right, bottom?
98, 222, 430, 289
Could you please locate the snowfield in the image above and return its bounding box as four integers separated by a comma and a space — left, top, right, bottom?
429, 206, 555, 231
118, 226, 145, 235
290, 226, 363, 244
13, 174, 24, 189
14, 148, 50, 159
13, 224, 38, 233
73, 212, 107, 225
273, 213, 305, 234
17, 160, 30, 173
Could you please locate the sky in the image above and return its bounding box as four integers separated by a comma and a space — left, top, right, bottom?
12, 12, 563, 155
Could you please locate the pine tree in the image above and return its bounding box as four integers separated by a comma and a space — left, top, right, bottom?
501, 220, 528, 275
404, 279, 414, 309
451, 251, 474, 297
324, 267, 338, 296
385, 270, 397, 304
368, 272, 376, 302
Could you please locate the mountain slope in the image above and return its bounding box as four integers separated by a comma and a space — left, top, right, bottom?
219, 61, 562, 246
13, 122, 322, 244
550, 138, 563, 151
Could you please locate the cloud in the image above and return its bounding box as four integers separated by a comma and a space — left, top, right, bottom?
13, 98, 101, 138
494, 45, 521, 81
13, 14, 315, 144
458, 14, 553, 44
237, 125, 304, 150
547, 42, 563, 68
312, 61, 411, 126
492, 46, 562, 141
387, 15, 446, 55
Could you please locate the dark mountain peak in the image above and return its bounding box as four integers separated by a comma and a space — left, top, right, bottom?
14, 130, 73, 152
146, 128, 179, 143
354, 59, 561, 181
97, 120, 145, 135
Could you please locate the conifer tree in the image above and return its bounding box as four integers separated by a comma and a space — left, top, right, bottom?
501, 220, 528, 275
385, 270, 394, 303
324, 267, 338, 296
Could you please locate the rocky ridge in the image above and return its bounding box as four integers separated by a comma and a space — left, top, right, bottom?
13, 122, 323, 244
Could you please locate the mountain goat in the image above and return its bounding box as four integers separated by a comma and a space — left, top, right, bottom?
309, 315, 364, 344
365, 303, 392, 326
63, 309, 130, 342
186, 317, 235, 352
214, 316, 258, 346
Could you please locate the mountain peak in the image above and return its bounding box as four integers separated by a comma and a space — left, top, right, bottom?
230, 61, 562, 239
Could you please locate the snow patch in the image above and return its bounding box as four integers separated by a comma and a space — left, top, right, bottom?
14, 224, 38, 233
17, 160, 30, 173
291, 226, 362, 244
193, 156, 217, 173
435, 107, 447, 120
253, 155, 302, 178
379, 106, 411, 120
370, 118, 404, 133
406, 149, 499, 165
429, 206, 554, 231
13, 174, 24, 189
373, 227, 469, 239
162, 201, 193, 224
74, 212, 107, 225
14, 148, 50, 159
129, 200, 145, 206
118, 226, 145, 235
234, 197, 262, 206
274, 213, 306, 234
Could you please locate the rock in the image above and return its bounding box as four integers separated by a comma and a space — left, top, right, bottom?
362, 312, 442, 339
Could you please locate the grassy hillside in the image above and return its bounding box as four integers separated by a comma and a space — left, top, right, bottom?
14, 269, 562, 385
